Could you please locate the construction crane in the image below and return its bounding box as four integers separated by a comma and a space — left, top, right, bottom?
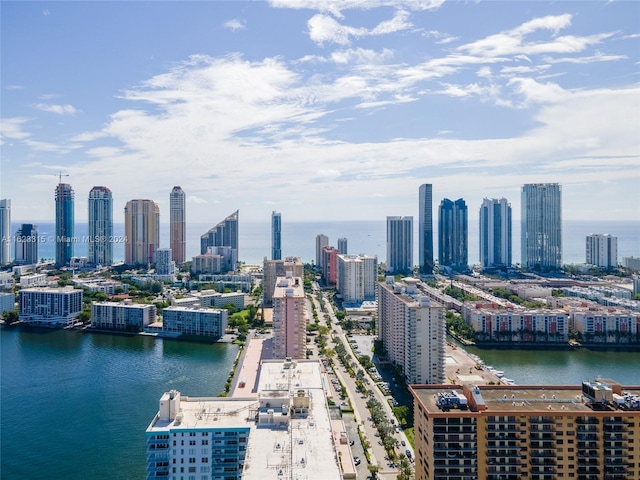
54, 171, 69, 184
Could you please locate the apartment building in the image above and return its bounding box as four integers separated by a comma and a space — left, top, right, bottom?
377, 277, 445, 384
19, 286, 83, 327
162, 306, 228, 339
262, 256, 303, 307
410, 378, 640, 480
91, 301, 156, 331
272, 274, 306, 359
336, 253, 377, 304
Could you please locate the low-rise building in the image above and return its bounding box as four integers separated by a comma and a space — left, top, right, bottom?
162, 306, 228, 339
571, 306, 640, 343
19, 286, 83, 327
0, 292, 15, 315
91, 301, 156, 331
19, 273, 47, 288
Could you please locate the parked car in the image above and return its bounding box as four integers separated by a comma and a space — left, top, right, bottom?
354, 456, 361, 466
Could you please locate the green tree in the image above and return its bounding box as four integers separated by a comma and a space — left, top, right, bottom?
2, 309, 19, 325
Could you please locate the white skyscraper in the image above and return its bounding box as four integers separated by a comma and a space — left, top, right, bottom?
586, 234, 618, 268
169, 186, 186, 264
386, 216, 413, 274
0, 199, 10, 265
479, 197, 512, 268
521, 183, 562, 270
336, 254, 377, 304
88, 186, 113, 266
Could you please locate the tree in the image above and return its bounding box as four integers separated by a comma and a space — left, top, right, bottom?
2, 309, 19, 325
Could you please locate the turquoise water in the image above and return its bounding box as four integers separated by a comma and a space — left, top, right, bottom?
0, 327, 238, 479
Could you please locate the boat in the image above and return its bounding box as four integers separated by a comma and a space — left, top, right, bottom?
494, 371, 505, 378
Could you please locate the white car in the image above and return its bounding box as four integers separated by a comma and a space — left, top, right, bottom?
353, 456, 361, 466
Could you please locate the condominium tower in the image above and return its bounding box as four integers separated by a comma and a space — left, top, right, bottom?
419, 184, 434, 274
410, 378, 640, 480
272, 274, 306, 359
586, 233, 618, 269
479, 197, 512, 268
377, 277, 445, 385
337, 237, 348, 255
386, 216, 413, 274
262, 256, 303, 307
14, 224, 39, 265
438, 198, 468, 270
521, 183, 562, 270
315, 233, 328, 267
336, 253, 377, 304
271, 210, 281, 260
169, 186, 186, 264
200, 210, 239, 263
55, 183, 75, 267
88, 186, 113, 266
0, 199, 10, 265
124, 199, 160, 266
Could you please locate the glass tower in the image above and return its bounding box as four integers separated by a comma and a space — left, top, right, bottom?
418, 184, 434, 274
169, 186, 186, 264
55, 183, 74, 267
271, 211, 281, 260
521, 183, 562, 270
479, 198, 512, 268
438, 198, 468, 269
88, 186, 113, 266
386, 216, 413, 274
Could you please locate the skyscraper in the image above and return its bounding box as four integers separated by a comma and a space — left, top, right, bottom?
124, 199, 160, 266
14, 224, 39, 265
438, 198, 468, 270
315, 233, 328, 267
386, 216, 413, 274
586, 233, 618, 269
200, 211, 239, 269
0, 199, 10, 265
521, 183, 562, 270
479, 197, 512, 268
418, 184, 434, 274
337, 237, 348, 255
55, 183, 74, 268
271, 211, 281, 260
169, 186, 186, 264
272, 273, 306, 359
88, 186, 113, 266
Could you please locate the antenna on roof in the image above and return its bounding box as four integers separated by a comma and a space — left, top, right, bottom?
54, 171, 70, 184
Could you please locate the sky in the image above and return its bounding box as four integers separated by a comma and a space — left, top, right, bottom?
1, 0, 639, 225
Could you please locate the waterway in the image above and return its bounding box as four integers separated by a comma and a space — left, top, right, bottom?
461, 342, 640, 386
0, 327, 238, 480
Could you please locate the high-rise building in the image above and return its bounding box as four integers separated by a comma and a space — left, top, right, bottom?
322, 245, 340, 286
272, 274, 306, 359
586, 233, 618, 269
200, 211, 239, 268
14, 224, 39, 265
0, 199, 10, 265
169, 186, 186, 264
162, 306, 228, 339
377, 277, 445, 384
88, 186, 113, 266
419, 184, 434, 274
336, 254, 377, 304
271, 211, 282, 260
262, 256, 304, 307
337, 237, 348, 255
521, 183, 562, 270
479, 197, 512, 268
55, 183, 75, 267
19, 286, 83, 327
124, 199, 160, 266
438, 198, 468, 270
155, 248, 175, 277
410, 378, 640, 480
386, 216, 413, 274
91, 301, 156, 332
315, 234, 328, 267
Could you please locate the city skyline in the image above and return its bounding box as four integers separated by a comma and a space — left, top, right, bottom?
1, 2, 638, 224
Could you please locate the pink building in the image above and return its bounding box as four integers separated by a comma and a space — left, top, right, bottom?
272, 274, 307, 359
322, 246, 339, 286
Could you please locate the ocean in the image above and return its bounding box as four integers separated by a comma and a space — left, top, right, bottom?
8, 219, 640, 266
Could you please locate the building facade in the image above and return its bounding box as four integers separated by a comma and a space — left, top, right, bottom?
586, 233, 618, 269
55, 183, 75, 267
479, 197, 512, 269
0, 199, 10, 265
336, 254, 377, 304
337, 237, 348, 255
262, 256, 304, 307
386, 216, 413, 274
88, 186, 113, 266
521, 183, 562, 270
322, 245, 339, 286
271, 211, 281, 260
155, 248, 176, 277
419, 184, 434, 275
200, 211, 239, 270
91, 301, 156, 331
0, 292, 15, 316
169, 186, 186, 265
410, 379, 640, 480
315, 234, 329, 267
14, 224, 39, 265
272, 274, 306, 359
378, 277, 445, 385
19, 287, 83, 327
438, 198, 468, 270
162, 306, 228, 339
124, 199, 160, 266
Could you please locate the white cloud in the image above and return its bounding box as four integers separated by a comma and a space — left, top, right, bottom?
34, 103, 78, 115
507, 77, 567, 106
188, 195, 208, 204
0, 117, 32, 140
269, 0, 444, 18
223, 19, 246, 31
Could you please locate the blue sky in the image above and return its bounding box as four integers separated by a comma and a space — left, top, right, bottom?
1, 0, 639, 224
